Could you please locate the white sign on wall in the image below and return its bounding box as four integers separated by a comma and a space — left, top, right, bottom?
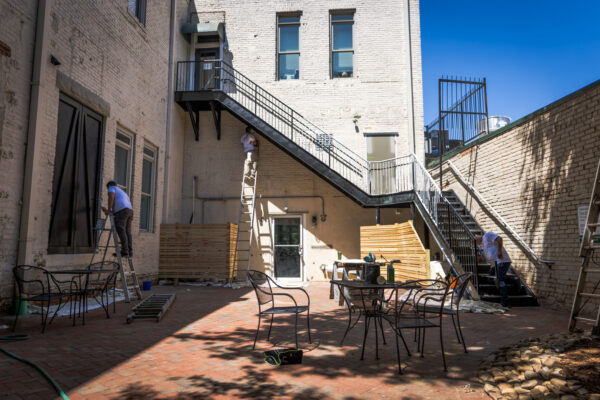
578, 205, 600, 237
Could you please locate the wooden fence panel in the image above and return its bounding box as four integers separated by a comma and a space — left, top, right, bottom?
159, 223, 238, 282
360, 221, 430, 281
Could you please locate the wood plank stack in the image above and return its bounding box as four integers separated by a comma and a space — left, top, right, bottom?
159, 223, 238, 282
360, 221, 430, 281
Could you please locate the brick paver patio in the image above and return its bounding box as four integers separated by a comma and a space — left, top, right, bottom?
0, 283, 569, 399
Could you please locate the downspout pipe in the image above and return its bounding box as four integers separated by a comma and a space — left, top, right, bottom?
161, 0, 176, 223
17, 0, 51, 265
404, 0, 416, 157
195, 195, 327, 224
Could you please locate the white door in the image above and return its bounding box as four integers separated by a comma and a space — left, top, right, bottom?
273, 216, 303, 282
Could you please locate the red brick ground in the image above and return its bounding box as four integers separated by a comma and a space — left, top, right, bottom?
0, 283, 570, 399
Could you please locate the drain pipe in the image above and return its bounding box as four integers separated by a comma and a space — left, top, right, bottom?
195, 195, 327, 224
161, 0, 176, 223
404, 0, 417, 156
17, 0, 51, 265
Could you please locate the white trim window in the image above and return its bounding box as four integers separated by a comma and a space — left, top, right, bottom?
330, 11, 354, 78
114, 132, 134, 195
139, 144, 156, 232
277, 14, 301, 80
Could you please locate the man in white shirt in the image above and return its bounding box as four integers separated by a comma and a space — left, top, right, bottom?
102, 181, 134, 258
475, 232, 512, 307
241, 126, 258, 179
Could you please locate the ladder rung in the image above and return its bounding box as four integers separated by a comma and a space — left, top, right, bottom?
578, 292, 600, 299
574, 316, 598, 323
588, 223, 600, 228
236, 259, 249, 262
583, 269, 600, 273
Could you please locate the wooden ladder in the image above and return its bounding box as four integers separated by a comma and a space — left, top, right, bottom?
569, 158, 600, 336
231, 171, 258, 282
93, 215, 143, 302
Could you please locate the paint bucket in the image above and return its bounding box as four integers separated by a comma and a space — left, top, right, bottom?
364, 264, 381, 284
14, 298, 28, 316
142, 281, 152, 291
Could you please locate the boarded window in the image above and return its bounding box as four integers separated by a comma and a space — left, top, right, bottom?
48, 94, 104, 253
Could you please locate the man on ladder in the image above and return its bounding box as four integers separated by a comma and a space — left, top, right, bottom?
102, 181, 134, 258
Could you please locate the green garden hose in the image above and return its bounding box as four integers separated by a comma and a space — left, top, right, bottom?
0, 334, 70, 400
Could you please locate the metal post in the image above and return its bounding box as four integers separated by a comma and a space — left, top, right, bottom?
376, 207, 381, 225
438, 79, 443, 189
483, 78, 489, 136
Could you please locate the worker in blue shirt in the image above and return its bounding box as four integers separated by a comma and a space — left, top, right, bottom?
102, 181, 134, 257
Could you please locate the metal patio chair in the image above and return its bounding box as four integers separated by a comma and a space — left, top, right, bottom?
247, 270, 312, 349
12, 265, 75, 333
384, 279, 451, 373
85, 261, 120, 318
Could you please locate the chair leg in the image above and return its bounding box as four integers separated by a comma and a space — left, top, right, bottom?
420, 328, 426, 358
374, 316, 379, 360
340, 309, 354, 345
360, 316, 371, 361
456, 311, 468, 353
394, 328, 403, 374
440, 324, 447, 371
294, 312, 299, 349
378, 316, 387, 345
450, 314, 461, 343
399, 330, 411, 357
306, 310, 312, 344
41, 300, 49, 334
267, 314, 274, 341
49, 299, 61, 325
12, 306, 19, 332
253, 314, 262, 350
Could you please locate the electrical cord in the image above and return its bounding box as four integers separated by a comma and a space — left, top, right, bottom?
0, 334, 70, 400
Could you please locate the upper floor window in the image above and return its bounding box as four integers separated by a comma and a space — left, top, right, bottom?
277, 15, 300, 80
114, 132, 134, 195
330, 12, 354, 78
140, 145, 156, 232
128, 0, 146, 25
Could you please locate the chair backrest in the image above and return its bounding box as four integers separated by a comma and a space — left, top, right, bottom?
450, 272, 473, 306
409, 279, 451, 316
88, 261, 120, 288
13, 265, 53, 297
247, 270, 274, 306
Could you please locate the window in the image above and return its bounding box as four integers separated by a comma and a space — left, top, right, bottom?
277, 15, 300, 80
128, 0, 146, 25
139, 145, 156, 232
49, 94, 104, 253
330, 12, 354, 78
114, 132, 134, 194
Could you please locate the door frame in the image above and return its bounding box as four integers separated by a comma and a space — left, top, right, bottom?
271, 215, 304, 283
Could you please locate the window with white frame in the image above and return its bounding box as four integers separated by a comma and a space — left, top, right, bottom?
277, 14, 300, 80
330, 11, 354, 78
139, 145, 156, 232
114, 132, 134, 195
128, 0, 146, 25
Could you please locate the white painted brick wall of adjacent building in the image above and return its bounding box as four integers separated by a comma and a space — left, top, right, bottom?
432, 82, 600, 309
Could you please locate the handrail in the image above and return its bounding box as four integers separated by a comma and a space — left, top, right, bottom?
445, 160, 554, 267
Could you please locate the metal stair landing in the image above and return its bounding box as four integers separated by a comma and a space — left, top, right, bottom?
442, 190, 539, 306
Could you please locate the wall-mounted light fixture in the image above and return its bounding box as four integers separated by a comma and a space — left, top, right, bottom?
50, 55, 61, 66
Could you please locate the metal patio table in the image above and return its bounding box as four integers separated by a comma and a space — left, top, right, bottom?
330, 279, 420, 361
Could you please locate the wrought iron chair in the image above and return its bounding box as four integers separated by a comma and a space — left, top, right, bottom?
415, 273, 473, 353
85, 261, 120, 318
384, 279, 451, 373
12, 265, 75, 333
247, 270, 312, 349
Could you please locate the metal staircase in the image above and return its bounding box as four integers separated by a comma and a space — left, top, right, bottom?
174, 59, 493, 298
442, 190, 538, 306
231, 172, 258, 281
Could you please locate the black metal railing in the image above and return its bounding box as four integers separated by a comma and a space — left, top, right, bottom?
176, 60, 371, 191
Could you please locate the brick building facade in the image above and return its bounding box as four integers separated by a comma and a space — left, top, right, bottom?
0, 0, 423, 308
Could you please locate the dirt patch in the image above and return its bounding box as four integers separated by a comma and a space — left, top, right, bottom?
557, 337, 600, 394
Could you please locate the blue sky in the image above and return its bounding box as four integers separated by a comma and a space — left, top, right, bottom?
420, 1, 600, 124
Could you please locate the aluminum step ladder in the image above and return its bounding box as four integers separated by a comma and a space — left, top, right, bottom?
93, 215, 143, 302
569, 158, 600, 336
231, 170, 258, 282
